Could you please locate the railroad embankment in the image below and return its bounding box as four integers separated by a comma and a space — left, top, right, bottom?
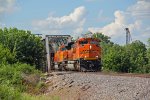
44, 72, 150, 100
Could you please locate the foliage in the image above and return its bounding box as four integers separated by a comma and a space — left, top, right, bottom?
147, 38, 150, 65
0, 27, 45, 69
0, 44, 15, 64
0, 27, 49, 100
144, 38, 150, 73
103, 40, 149, 73
125, 40, 148, 73
147, 49, 150, 63
0, 63, 42, 100
92, 32, 150, 73
93, 32, 113, 44
0, 63, 40, 90
103, 44, 130, 72
0, 84, 21, 100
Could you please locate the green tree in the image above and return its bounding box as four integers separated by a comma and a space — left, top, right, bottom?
0, 28, 45, 69
144, 38, 150, 73
147, 38, 150, 64
125, 40, 147, 73
0, 44, 15, 64
102, 44, 130, 72
93, 32, 113, 44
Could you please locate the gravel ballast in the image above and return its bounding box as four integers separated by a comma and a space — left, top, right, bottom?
45, 72, 150, 100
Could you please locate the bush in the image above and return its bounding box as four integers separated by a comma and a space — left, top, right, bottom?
0, 63, 44, 99
0, 84, 21, 100
14, 63, 40, 74
0, 63, 40, 91
0, 44, 15, 64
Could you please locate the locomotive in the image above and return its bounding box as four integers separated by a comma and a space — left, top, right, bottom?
53, 37, 102, 71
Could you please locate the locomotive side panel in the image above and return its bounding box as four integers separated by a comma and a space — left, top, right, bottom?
68, 48, 73, 61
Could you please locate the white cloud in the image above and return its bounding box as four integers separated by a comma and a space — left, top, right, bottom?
88, 0, 150, 44
127, 0, 150, 19
0, 0, 16, 14
97, 10, 113, 22
89, 10, 135, 37
32, 6, 86, 37
0, 0, 18, 25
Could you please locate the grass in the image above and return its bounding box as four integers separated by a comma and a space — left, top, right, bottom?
22, 93, 60, 100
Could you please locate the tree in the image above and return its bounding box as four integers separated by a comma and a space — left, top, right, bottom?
90, 32, 149, 73
0, 44, 15, 64
125, 40, 147, 73
102, 44, 130, 72
144, 38, 150, 73
0, 28, 45, 70
93, 32, 113, 44
147, 38, 150, 64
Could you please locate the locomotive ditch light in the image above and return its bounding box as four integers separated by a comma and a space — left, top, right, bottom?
90, 45, 92, 49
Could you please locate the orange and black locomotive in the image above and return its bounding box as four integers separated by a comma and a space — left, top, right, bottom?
53, 37, 102, 71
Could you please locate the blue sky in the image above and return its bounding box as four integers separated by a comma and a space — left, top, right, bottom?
0, 0, 150, 45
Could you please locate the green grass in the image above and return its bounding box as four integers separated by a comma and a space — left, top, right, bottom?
22, 93, 60, 100
0, 63, 46, 100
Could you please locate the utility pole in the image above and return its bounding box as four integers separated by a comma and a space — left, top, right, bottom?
125, 28, 131, 44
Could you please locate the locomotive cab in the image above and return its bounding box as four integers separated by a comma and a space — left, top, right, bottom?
77, 38, 101, 60
75, 38, 101, 71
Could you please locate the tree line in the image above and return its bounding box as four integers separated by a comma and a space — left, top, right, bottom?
93, 33, 150, 73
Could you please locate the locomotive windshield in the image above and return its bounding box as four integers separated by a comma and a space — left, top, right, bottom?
89, 39, 100, 47
79, 40, 88, 45
61, 47, 67, 51
65, 42, 74, 50
90, 40, 99, 45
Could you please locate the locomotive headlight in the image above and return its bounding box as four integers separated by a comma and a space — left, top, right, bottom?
96, 56, 98, 58
90, 45, 92, 49
85, 56, 87, 58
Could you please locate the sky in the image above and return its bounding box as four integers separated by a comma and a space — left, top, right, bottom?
0, 0, 150, 45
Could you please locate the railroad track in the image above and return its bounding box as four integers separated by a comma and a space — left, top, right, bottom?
49, 71, 150, 78
76, 71, 150, 78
